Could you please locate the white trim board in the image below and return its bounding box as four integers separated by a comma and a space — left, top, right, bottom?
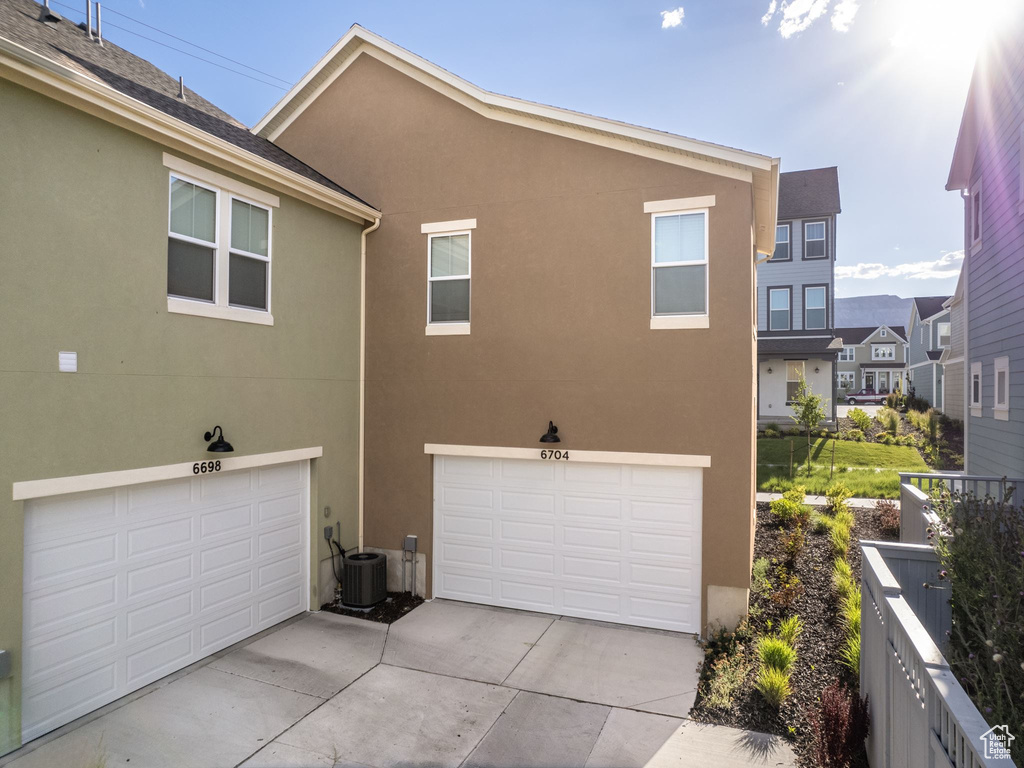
12, 447, 323, 501
423, 443, 711, 468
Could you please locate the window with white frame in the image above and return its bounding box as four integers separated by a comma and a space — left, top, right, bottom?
804, 221, 826, 259
772, 224, 790, 261
971, 178, 983, 250
769, 288, 790, 331
786, 361, 805, 402
167, 169, 273, 317
652, 210, 708, 317
838, 371, 855, 390
880, 328, 887, 337
970, 361, 982, 410
428, 232, 471, 324
937, 322, 951, 347
994, 356, 1009, 416
839, 346, 855, 362
804, 286, 826, 330
872, 344, 895, 360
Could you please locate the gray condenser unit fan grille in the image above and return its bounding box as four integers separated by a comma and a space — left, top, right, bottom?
342, 552, 387, 607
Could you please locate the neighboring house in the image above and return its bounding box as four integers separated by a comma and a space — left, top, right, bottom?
946, 15, 1024, 477
834, 325, 908, 397
258, 28, 779, 643
755, 168, 842, 427
939, 268, 965, 421
906, 296, 952, 410
0, 1, 379, 753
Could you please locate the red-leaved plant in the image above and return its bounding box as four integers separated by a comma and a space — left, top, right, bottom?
809, 681, 870, 767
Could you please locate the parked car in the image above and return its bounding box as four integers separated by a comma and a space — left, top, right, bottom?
845, 389, 885, 405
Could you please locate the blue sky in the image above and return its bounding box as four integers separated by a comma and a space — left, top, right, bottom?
55, 0, 1014, 299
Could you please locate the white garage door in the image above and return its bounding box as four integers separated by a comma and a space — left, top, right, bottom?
21, 461, 310, 742
432, 455, 701, 633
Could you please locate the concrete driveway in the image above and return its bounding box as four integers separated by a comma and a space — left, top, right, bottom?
2, 601, 796, 768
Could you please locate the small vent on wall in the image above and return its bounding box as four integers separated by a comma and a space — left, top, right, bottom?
58, 351, 77, 373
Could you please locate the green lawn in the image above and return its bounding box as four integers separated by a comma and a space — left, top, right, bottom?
757, 437, 929, 499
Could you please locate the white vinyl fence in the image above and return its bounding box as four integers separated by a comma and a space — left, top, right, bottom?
861, 541, 1004, 768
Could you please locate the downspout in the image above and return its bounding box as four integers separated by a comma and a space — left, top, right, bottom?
358, 216, 381, 553
960, 188, 970, 472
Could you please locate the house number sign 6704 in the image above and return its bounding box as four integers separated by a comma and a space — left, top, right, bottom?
539, 450, 569, 460
193, 460, 222, 474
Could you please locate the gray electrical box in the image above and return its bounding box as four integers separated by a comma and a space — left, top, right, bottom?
404, 535, 418, 553
0, 650, 10, 679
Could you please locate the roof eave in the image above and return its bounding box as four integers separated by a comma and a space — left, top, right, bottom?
0, 35, 379, 224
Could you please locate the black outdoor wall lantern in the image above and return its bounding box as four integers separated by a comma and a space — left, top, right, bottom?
539, 421, 560, 443
204, 425, 234, 453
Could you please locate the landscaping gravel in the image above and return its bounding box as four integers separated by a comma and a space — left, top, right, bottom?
320, 591, 424, 624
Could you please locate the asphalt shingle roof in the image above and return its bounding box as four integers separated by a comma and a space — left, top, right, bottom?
758, 336, 843, 356
1, 0, 374, 209
778, 167, 841, 220
913, 296, 951, 321
834, 326, 907, 344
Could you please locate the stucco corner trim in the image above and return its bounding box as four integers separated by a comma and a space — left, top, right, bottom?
167, 298, 275, 326
424, 443, 711, 468
425, 323, 471, 336
643, 195, 716, 214
650, 315, 710, 330
421, 219, 477, 234
12, 447, 324, 501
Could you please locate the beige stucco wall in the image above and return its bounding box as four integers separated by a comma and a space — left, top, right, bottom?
0, 80, 363, 752
273, 53, 759, 631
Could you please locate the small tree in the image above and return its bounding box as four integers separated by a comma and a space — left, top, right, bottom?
790, 376, 827, 474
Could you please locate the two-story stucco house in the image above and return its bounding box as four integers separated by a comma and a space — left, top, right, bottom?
834, 325, 908, 398
946, 15, 1024, 477
0, 10, 782, 755
906, 296, 952, 410
0, 1, 380, 752
939, 270, 966, 421
756, 168, 842, 427
257, 26, 779, 639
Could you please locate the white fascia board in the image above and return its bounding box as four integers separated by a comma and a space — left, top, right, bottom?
0, 37, 379, 224
424, 443, 711, 468
254, 26, 774, 173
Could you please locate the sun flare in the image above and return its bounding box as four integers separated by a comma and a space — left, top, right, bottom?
888, 0, 1019, 72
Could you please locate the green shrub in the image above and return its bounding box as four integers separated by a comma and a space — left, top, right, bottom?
839, 633, 861, 676
763, 427, 781, 439
878, 433, 896, 446
810, 512, 831, 533
770, 496, 803, 522
758, 635, 797, 672
751, 557, 771, 593
833, 558, 856, 600
702, 653, 751, 710
841, 428, 864, 442
830, 522, 851, 559
847, 408, 872, 432
783, 486, 806, 505
885, 391, 904, 410
817, 428, 831, 438
840, 590, 861, 635
755, 665, 792, 707
877, 406, 901, 436
826, 481, 853, 513
786, 426, 803, 437
778, 615, 804, 647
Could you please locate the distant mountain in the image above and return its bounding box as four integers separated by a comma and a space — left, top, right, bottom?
835, 294, 914, 329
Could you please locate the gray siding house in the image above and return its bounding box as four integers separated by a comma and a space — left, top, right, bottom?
947, 16, 1024, 477
835, 325, 907, 398
939, 269, 965, 421
757, 168, 842, 427
906, 296, 951, 410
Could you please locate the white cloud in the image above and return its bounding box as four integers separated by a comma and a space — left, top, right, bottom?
661, 7, 685, 28
761, 0, 778, 26
836, 250, 964, 281
831, 0, 859, 31
779, 0, 830, 38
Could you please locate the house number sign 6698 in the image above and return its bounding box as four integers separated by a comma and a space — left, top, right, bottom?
539, 450, 569, 460
193, 460, 222, 474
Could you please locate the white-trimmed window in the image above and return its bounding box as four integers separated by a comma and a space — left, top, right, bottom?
872, 344, 895, 361
937, 322, 951, 347
428, 231, 471, 326
994, 356, 1010, 418
786, 361, 805, 402
880, 328, 887, 337
970, 361, 982, 414
772, 224, 790, 261
838, 371, 855, 390
971, 178, 983, 251
651, 209, 709, 318
804, 221, 826, 259
164, 154, 277, 325
804, 286, 827, 330
839, 346, 855, 362
769, 288, 791, 331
